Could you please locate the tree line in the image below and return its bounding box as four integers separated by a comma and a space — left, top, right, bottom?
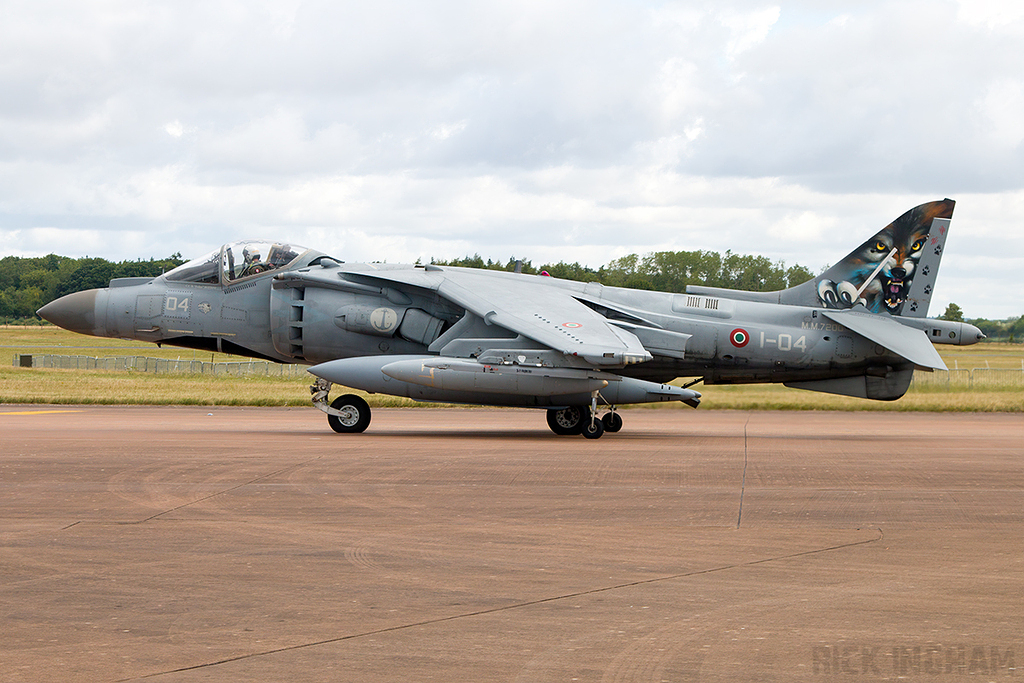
432, 249, 817, 293
0, 253, 185, 321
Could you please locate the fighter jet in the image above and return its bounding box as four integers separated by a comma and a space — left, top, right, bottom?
38, 199, 984, 438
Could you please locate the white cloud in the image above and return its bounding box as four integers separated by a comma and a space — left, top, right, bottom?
766, 210, 833, 244
430, 121, 467, 141
0, 1, 1021, 318
955, 0, 1024, 31
718, 6, 781, 59
977, 79, 1024, 148
165, 121, 185, 138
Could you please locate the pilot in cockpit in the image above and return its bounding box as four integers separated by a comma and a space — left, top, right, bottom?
241, 246, 269, 277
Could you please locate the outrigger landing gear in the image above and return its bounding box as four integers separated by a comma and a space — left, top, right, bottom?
310, 378, 372, 433
602, 410, 623, 433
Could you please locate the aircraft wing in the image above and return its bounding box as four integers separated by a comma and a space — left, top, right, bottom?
338, 267, 653, 367
821, 308, 947, 370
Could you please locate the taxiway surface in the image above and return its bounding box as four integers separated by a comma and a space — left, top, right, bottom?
1, 407, 1021, 682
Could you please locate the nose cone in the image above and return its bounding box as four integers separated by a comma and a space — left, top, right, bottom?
38, 289, 102, 336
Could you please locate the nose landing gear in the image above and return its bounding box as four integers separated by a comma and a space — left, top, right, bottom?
311, 378, 372, 433
326, 395, 371, 433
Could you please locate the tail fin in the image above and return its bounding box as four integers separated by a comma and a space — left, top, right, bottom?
781, 199, 955, 316
686, 199, 955, 317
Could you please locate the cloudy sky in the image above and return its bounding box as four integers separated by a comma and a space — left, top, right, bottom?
2, 0, 1022, 318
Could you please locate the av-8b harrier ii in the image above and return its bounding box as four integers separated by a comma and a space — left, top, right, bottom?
39, 199, 983, 438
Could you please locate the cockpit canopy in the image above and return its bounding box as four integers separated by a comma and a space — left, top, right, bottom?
164, 241, 309, 285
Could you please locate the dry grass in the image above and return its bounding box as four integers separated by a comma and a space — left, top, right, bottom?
0, 366, 427, 407
939, 341, 1024, 370
0, 366, 304, 405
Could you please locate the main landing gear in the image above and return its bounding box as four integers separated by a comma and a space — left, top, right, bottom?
311, 378, 372, 433
545, 404, 623, 440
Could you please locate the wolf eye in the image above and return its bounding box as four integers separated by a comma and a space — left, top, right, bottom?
911, 238, 925, 252
874, 241, 887, 252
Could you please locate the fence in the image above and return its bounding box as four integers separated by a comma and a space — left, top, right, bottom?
13, 354, 308, 378
909, 367, 1024, 389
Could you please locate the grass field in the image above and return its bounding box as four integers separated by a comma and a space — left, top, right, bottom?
2, 325, 1023, 411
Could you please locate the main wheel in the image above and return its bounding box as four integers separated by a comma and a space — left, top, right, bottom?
546, 406, 590, 435
327, 394, 371, 433
602, 412, 623, 433
581, 418, 605, 439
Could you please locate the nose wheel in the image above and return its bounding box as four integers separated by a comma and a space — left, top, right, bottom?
326, 394, 371, 433
311, 378, 372, 433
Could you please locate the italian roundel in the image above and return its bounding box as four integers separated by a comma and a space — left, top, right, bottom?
729, 328, 750, 348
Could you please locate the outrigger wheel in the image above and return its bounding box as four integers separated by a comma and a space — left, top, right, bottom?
327, 394, 372, 433
602, 411, 623, 433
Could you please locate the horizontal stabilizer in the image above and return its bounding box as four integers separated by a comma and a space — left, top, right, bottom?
821, 309, 946, 370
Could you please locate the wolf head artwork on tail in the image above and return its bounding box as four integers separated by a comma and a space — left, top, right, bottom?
704, 199, 960, 318
813, 199, 955, 316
